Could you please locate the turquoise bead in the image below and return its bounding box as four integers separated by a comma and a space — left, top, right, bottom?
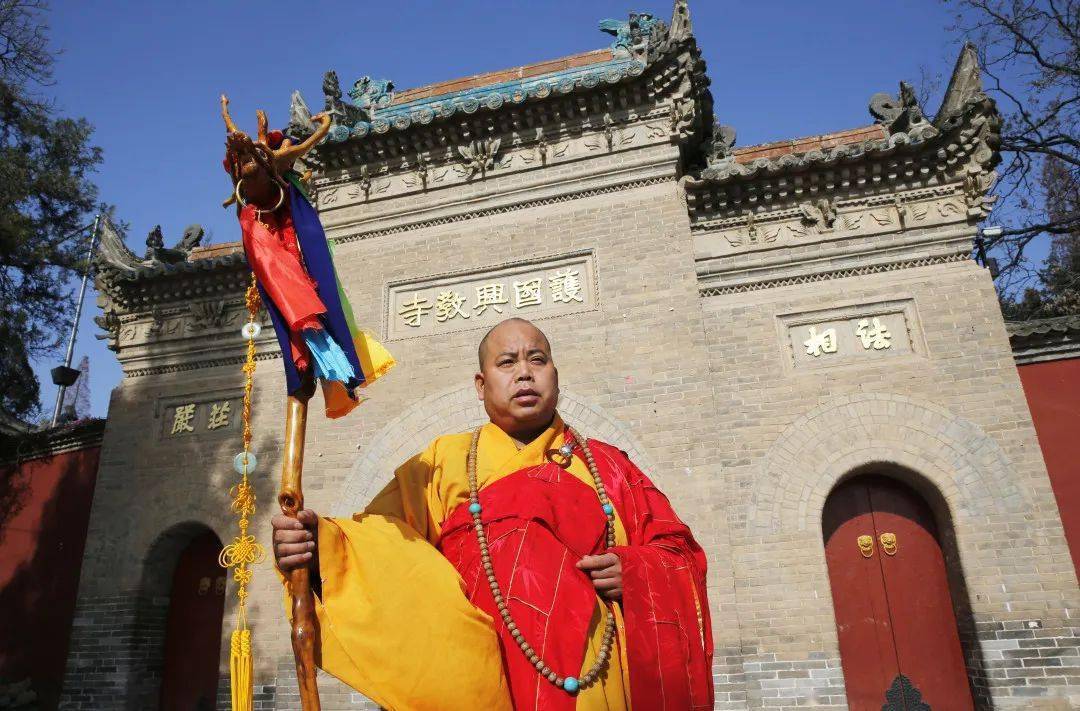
602, 503, 614, 516
469, 502, 482, 514
563, 677, 579, 693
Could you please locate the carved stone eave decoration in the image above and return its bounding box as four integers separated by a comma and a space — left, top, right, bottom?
94, 220, 207, 278
456, 138, 502, 180
187, 299, 230, 331
798, 198, 838, 232
685, 42, 1001, 222
692, 183, 972, 258
870, 81, 930, 136
94, 234, 249, 316
93, 309, 121, 352
290, 0, 711, 175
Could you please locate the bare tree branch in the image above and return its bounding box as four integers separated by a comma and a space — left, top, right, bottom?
948, 0, 1079, 305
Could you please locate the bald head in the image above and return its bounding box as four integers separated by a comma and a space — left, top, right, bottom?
474, 317, 559, 441
477, 317, 551, 369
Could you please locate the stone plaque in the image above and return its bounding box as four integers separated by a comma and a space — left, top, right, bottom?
385, 250, 598, 340
156, 391, 244, 440
777, 299, 926, 371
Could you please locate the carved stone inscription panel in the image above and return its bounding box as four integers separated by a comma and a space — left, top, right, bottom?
777, 299, 926, 371
156, 391, 244, 440
385, 251, 598, 340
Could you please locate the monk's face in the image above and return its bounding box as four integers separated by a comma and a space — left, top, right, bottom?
475, 320, 558, 439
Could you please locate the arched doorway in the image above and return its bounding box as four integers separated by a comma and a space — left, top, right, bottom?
822, 475, 973, 710
158, 529, 226, 710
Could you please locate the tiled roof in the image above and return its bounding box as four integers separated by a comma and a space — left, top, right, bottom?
189, 242, 242, 261
700, 122, 940, 182
1007, 314, 1080, 365
390, 49, 614, 105
1007, 314, 1080, 339
732, 125, 888, 164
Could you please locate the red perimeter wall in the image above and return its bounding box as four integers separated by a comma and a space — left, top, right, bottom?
0, 445, 101, 710
1017, 357, 1080, 576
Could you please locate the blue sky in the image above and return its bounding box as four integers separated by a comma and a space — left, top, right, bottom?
38, 0, 979, 417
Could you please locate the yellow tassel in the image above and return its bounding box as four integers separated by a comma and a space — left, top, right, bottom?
230, 629, 253, 711
221, 274, 265, 711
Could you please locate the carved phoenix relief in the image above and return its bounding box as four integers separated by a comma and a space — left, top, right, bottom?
585, 114, 633, 152
456, 137, 502, 179
798, 198, 838, 232
347, 164, 390, 200
188, 300, 231, 331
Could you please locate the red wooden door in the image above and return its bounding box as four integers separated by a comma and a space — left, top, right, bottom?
159, 531, 226, 711
823, 476, 973, 710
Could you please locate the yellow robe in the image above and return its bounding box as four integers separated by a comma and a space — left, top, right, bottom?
301, 415, 630, 710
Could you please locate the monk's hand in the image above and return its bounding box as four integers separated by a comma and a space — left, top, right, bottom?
577, 553, 622, 601
272, 508, 318, 572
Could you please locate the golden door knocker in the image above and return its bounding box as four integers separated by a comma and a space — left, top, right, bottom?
857, 535, 874, 558
879, 532, 898, 556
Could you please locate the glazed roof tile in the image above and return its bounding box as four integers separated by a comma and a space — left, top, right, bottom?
390, 49, 615, 105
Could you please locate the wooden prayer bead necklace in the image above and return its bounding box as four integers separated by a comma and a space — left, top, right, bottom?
467, 424, 617, 695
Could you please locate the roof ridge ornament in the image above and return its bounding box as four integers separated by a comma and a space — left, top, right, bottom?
669, 0, 693, 42
869, 81, 929, 135
288, 90, 316, 139
705, 122, 737, 167
94, 218, 205, 276
599, 12, 666, 60
349, 76, 395, 115
935, 42, 986, 127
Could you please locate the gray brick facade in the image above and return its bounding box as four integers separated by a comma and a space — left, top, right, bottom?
63, 3, 1079, 708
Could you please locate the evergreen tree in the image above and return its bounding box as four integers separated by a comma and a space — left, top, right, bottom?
0, 1, 104, 419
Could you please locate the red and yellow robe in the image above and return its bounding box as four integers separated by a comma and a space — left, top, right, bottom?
303, 414, 713, 710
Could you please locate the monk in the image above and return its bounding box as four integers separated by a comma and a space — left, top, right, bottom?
272, 318, 713, 710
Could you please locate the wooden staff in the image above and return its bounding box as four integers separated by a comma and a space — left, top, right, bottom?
278, 379, 321, 710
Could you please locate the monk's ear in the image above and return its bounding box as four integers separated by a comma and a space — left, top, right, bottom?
474, 371, 485, 401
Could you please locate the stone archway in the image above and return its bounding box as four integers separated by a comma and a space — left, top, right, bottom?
333, 385, 654, 516
745, 392, 1025, 537
125, 521, 226, 710
158, 529, 226, 711
822, 473, 975, 710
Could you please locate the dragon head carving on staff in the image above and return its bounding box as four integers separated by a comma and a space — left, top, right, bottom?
220, 94, 331, 209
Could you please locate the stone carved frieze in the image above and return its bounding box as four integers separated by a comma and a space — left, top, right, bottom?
348, 164, 391, 201
963, 167, 998, 218
456, 138, 502, 180
105, 300, 254, 350
147, 306, 166, 338
668, 99, 695, 138
401, 154, 431, 190
93, 310, 121, 352
316, 116, 658, 210
584, 114, 634, 152
798, 198, 838, 233
187, 300, 232, 331
697, 190, 970, 257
